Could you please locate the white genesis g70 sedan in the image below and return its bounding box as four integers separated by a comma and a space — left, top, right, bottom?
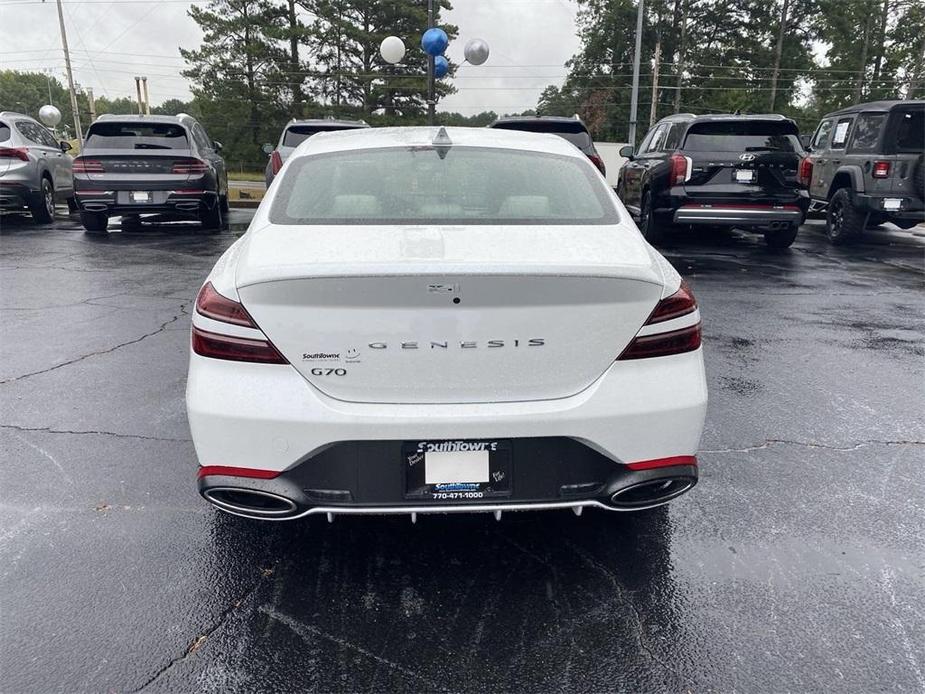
186, 126, 708, 521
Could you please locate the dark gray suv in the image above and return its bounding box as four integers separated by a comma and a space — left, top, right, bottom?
804, 100, 924, 243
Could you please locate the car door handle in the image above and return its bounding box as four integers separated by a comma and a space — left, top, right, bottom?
816, 158, 826, 164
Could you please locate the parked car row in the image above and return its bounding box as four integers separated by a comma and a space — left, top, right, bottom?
3, 101, 922, 242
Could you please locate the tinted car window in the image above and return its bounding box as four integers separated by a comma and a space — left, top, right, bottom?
84, 122, 190, 150
893, 109, 924, 152
490, 122, 592, 150
663, 123, 684, 151
192, 124, 211, 151
812, 120, 833, 149
283, 125, 362, 148
36, 125, 59, 148
849, 113, 886, 152
0, 122, 10, 143
15, 120, 42, 145
683, 121, 800, 152
271, 147, 617, 226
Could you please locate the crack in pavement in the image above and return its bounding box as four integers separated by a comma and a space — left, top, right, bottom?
0, 424, 191, 443
702, 438, 925, 454
131, 573, 270, 693
0, 303, 188, 385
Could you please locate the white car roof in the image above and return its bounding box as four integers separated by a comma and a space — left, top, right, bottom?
290, 126, 584, 159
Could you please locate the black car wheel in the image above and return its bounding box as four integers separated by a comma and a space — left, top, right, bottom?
764, 223, 799, 249
826, 188, 865, 245
80, 211, 109, 233
200, 197, 223, 233
219, 192, 230, 214
639, 190, 668, 243
29, 177, 55, 224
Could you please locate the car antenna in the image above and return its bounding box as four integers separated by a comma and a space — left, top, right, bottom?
432, 126, 452, 159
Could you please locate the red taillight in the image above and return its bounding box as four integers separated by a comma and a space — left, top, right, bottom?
872, 161, 891, 179
669, 153, 689, 185
172, 158, 209, 174
0, 147, 29, 161
195, 282, 257, 327
270, 150, 283, 175
191, 326, 287, 364
588, 153, 606, 175
618, 281, 702, 360
798, 157, 813, 187
73, 158, 104, 173
192, 282, 288, 364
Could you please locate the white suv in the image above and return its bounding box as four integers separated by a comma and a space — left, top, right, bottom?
187, 126, 708, 521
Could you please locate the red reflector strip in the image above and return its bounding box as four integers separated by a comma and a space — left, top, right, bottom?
618, 323, 702, 360
626, 455, 698, 471
191, 326, 288, 364
197, 465, 280, 479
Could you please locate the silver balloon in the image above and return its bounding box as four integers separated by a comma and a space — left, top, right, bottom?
39, 104, 62, 127
464, 38, 490, 66
380, 35, 406, 65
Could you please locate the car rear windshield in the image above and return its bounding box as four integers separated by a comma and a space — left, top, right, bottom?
683, 121, 800, 153
270, 146, 618, 225
491, 122, 593, 150
84, 122, 190, 150
891, 109, 924, 152
283, 125, 361, 148
0, 122, 9, 142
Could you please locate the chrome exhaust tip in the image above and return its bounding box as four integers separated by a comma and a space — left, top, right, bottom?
609, 476, 696, 509
202, 486, 299, 519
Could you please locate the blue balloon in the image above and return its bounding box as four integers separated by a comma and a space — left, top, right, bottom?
421, 28, 449, 56
434, 55, 450, 78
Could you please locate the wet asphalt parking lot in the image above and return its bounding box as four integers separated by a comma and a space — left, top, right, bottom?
1, 208, 923, 693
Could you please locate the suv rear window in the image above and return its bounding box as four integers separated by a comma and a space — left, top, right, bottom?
271, 146, 616, 225
491, 122, 592, 150
283, 125, 361, 148
892, 109, 924, 152
84, 122, 190, 150
682, 121, 800, 153
0, 122, 9, 142
849, 113, 886, 152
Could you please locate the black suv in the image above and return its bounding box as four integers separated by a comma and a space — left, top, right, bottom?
487, 115, 607, 175
73, 114, 228, 233
617, 114, 809, 248
803, 100, 924, 244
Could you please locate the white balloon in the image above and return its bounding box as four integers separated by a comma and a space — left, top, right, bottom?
464, 38, 490, 66
380, 36, 406, 65
39, 104, 62, 127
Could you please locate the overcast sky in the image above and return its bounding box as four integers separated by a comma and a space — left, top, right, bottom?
0, 0, 580, 115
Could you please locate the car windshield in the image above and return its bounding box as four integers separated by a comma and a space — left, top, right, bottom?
492, 122, 592, 150
283, 125, 360, 148
84, 122, 190, 150
893, 109, 924, 152
270, 146, 617, 225
683, 121, 800, 152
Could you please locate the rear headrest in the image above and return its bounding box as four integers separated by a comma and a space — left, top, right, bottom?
497, 195, 551, 218
330, 194, 382, 217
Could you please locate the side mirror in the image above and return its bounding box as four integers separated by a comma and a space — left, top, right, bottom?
619, 145, 634, 159
261, 143, 274, 155
212, 140, 223, 152
59, 141, 72, 152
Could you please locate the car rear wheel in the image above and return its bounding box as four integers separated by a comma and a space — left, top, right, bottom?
764, 223, 799, 249
200, 197, 223, 233
80, 211, 109, 234
219, 193, 229, 214
29, 177, 55, 224
639, 190, 669, 243
826, 188, 865, 245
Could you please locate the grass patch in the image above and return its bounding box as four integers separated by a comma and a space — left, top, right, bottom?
228, 171, 266, 182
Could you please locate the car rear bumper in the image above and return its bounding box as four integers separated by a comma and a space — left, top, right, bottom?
186, 348, 708, 519
0, 181, 37, 210
673, 203, 805, 226
74, 189, 217, 215
853, 193, 925, 220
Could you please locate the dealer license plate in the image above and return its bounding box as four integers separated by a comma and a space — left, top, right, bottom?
131, 191, 151, 203
403, 440, 512, 501
735, 169, 755, 183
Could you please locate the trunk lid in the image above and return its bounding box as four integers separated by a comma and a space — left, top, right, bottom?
236, 224, 664, 404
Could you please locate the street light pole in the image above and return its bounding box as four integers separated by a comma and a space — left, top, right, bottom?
427, 0, 436, 126
628, 0, 644, 147
52, 0, 82, 144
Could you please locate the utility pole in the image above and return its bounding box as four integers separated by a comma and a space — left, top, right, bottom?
628, 0, 644, 146
134, 76, 144, 114
50, 0, 82, 144
141, 76, 151, 114
87, 87, 96, 122
769, 0, 790, 111
426, 0, 436, 126
649, 39, 661, 127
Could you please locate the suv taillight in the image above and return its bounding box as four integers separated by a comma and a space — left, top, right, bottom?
618, 281, 701, 360
0, 147, 29, 161
73, 158, 104, 173
798, 157, 813, 187
192, 282, 287, 364
872, 161, 891, 179
173, 158, 209, 174
588, 153, 606, 175
270, 150, 283, 175
669, 153, 690, 186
